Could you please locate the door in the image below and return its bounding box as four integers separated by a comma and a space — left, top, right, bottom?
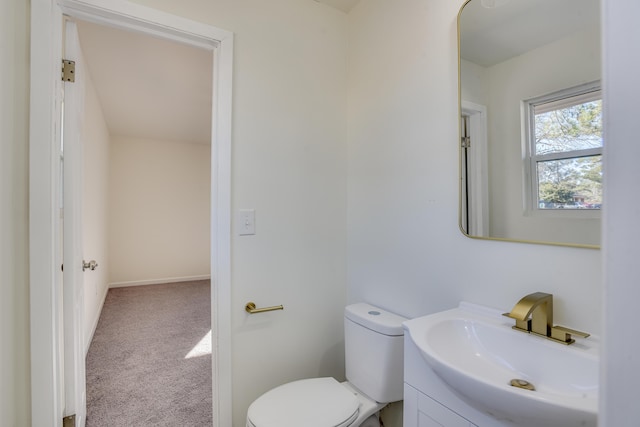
62, 18, 87, 427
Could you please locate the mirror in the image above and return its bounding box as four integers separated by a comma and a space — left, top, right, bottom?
458, 0, 601, 248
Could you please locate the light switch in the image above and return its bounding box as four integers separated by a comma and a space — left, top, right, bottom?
238, 209, 256, 235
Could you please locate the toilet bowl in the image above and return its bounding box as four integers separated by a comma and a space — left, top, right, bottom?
246, 303, 407, 427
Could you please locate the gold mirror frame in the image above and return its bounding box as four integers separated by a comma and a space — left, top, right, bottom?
457, 0, 601, 249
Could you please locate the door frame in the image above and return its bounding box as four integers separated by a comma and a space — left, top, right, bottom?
461, 100, 489, 237
29, 0, 233, 425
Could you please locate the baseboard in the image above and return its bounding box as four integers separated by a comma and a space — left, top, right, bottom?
85, 284, 109, 356
108, 275, 211, 288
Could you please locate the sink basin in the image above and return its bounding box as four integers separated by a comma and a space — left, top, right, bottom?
404, 303, 598, 427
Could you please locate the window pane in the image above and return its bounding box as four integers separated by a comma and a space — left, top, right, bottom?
537, 155, 602, 209
534, 100, 603, 155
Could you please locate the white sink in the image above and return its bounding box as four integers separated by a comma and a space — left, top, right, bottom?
404, 303, 598, 427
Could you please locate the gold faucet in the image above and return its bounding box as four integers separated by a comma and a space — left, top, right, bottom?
503, 292, 590, 345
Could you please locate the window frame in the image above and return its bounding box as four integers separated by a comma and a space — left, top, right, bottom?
523, 81, 602, 217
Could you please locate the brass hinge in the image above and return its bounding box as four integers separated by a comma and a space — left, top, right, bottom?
62, 59, 76, 82
461, 136, 471, 148
63, 414, 76, 427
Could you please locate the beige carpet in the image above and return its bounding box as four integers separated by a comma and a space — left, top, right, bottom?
86, 280, 212, 426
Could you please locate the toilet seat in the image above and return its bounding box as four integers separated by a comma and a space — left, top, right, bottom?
246, 377, 360, 427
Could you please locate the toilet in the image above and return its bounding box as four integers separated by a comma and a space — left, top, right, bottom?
246, 303, 408, 427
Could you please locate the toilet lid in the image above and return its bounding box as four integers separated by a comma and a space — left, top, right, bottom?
247, 377, 359, 427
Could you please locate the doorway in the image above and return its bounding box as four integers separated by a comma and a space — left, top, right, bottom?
29, 1, 233, 425
75, 17, 213, 424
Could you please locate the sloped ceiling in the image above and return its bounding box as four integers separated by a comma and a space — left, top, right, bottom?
77, 20, 213, 144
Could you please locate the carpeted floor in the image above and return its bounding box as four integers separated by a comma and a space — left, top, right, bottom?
86, 280, 212, 426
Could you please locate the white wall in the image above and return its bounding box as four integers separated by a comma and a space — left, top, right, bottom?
0, 0, 31, 424
484, 27, 601, 244
460, 58, 488, 106
348, 5, 603, 424
126, 1, 349, 424
347, 0, 601, 352
108, 136, 211, 285
82, 56, 111, 348
601, 0, 640, 424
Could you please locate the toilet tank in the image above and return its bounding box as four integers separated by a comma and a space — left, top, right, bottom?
344, 303, 408, 403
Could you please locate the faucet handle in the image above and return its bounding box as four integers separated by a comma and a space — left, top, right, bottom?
550, 325, 590, 344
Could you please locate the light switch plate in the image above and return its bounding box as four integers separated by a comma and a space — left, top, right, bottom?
238, 209, 256, 235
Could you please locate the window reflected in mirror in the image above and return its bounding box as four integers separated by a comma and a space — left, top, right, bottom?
458, 0, 601, 248
526, 83, 603, 212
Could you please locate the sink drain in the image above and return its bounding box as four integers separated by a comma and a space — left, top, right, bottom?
510, 379, 535, 391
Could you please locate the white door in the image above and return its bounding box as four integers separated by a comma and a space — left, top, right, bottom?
62, 18, 87, 427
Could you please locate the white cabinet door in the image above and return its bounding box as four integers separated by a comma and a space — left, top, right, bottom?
418, 411, 445, 427
418, 392, 475, 427
405, 383, 477, 427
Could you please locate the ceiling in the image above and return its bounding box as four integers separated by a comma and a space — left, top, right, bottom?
77, 20, 213, 144
460, 0, 600, 67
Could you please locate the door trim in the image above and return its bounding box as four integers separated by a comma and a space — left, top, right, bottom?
29, 1, 233, 425
461, 100, 489, 237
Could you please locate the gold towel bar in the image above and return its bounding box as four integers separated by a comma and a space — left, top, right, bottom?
245, 301, 284, 314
